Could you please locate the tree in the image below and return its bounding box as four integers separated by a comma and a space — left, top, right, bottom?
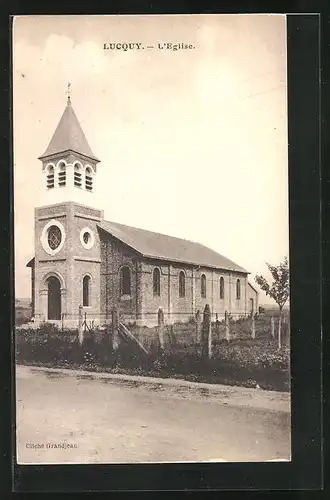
255, 256, 290, 349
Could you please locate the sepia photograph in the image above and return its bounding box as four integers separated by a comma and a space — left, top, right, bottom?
13, 14, 291, 465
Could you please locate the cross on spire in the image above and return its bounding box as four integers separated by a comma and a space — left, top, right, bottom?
66, 82, 72, 105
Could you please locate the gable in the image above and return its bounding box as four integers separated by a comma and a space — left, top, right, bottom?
248, 282, 259, 295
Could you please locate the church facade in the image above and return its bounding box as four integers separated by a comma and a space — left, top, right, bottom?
26, 96, 258, 328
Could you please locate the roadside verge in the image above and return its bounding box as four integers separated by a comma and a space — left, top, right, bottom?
16, 364, 291, 413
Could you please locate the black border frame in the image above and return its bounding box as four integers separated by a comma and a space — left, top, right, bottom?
1, 9, 323, 494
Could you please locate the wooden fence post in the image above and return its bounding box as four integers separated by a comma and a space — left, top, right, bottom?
158, 308, 165, 350
78, 305, 84, 346
202, 304, 211, 358
270, 316, 275, 339
225, 311, 230, 342
111, 307, 119, 351
285, 315, 290, 346
282, 315, 287, 344
208, 320, 212, 359
169, 324, 176, 348
278, 314, 282, 350
251, 313, 256, 340
106, 321, 112, 345
215, 313, 220, 339
195, 309, 201, 343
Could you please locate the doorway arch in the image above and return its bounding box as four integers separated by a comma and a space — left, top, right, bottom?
47, 276, 61, 320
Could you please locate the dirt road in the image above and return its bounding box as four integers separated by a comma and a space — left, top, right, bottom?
16, 365, 291, 464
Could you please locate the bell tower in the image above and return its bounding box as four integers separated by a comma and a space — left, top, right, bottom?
38, 85, 100, 206
30, 88, 103, 327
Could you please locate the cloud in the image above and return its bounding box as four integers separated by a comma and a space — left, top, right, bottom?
13, 15, 288, 300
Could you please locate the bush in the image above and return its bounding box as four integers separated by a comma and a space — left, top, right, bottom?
15, 325, 290, 391
212, 340, 289, 370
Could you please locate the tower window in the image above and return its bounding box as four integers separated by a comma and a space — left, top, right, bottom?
83, 232, 90, 245
85, 167, 93, 191
220, 276, 225, 299
47, 225, 62, 250
153, 268, 160, 296
120, 266, 131, 296
46, 166, 54, 189
236, 279, 241, 300
201, 274, 206, 298
83, 275, 91, 307
80, 227, 95, 250
74, 165, 82, 187
179, 271, 185, 298
58, 164, 66, 187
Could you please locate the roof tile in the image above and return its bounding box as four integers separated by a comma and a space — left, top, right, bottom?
38, 99, 99, 162
98, 220, 248, 273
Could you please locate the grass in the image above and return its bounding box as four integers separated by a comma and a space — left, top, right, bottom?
15, 324, 290, 392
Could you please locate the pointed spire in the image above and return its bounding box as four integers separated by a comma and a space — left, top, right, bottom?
38, 87, 99, 162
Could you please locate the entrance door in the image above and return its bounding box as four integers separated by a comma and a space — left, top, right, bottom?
47, 276, 61, 320
250, 298, 254, 314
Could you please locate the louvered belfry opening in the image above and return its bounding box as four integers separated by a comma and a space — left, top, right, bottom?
85, 167, 93, 191
74, 165, 82, 187
38, 96, 100, 192
58, 163, 66, 187
46, 166, 55, 189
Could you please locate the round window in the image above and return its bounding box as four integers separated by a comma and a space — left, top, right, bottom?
80, 227, 95, 249
41, 219, 66, 255
47, 225, 62, 250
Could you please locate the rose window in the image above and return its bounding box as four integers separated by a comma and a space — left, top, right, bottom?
47, 225, 62, 250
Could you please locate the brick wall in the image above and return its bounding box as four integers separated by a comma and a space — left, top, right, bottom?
247, 282, 259, 314
32, 201, 258, 328
100, 234, 142, 324
34, 202, 103, 325
139, 261, 252, 326
140, 261, 171, 322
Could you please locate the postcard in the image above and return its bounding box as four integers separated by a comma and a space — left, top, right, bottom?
13, 14, 290, 465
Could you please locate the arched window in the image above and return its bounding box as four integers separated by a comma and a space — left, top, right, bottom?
83, 275, 91, 307
179, 271, 185, 298
153, 268, 160, 296
220, 276, 225, 299
74, 164, 82, 187
85, 167, 93, 191
46, 165, 55, 189
201, 274, 206, 298
236, 279, 241, 300
120, 266, 131, 296
58, 162, 66, 187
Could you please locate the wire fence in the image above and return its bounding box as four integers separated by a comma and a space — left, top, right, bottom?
16, 304, 290, 351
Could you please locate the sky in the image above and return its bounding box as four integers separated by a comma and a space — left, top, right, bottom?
13, 14, 289, 304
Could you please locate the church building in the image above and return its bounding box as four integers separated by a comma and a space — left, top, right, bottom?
26, 95, 258, 327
